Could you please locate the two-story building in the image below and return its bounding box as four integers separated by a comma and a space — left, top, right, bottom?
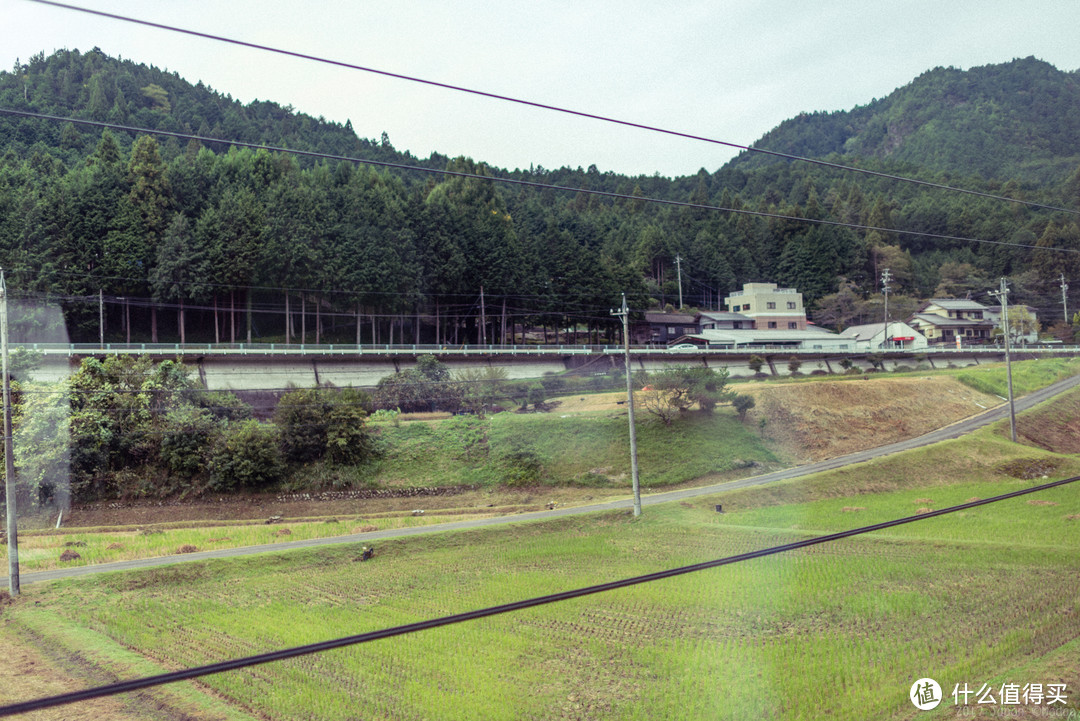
984, 305, 1040, 344
907, 299, 995, 346
722, 283, 807, 330
695, 310, 755, 330
632, 311, 699, 346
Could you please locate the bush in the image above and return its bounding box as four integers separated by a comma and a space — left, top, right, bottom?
325, 388, 377, 465
276, 386, 375, 466
210, 420, 285, 491
748, 355, 766, 373
276, 388, 327, 463
160, 406, 220, 476
732, 394, 756, 421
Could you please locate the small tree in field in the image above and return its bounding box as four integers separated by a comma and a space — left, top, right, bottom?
748, 355, 765, 374
787, 356, 802, 375
732, 394, 755, 421
641, 366, 735, 425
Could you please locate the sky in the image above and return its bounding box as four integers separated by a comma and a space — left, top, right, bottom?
3, 0, 1080, 179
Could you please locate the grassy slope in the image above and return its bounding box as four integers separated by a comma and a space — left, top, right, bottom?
369, 406, 780, 489
5, 361, 1080, 718
5, 405, 1080, 719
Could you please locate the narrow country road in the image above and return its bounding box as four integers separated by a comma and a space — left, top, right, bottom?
7, 372, 1079, 587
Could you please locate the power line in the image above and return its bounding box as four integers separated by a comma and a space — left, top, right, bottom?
1, 472, 1076, 717
21, 0, 1080, 217
2, 109, 1078, 263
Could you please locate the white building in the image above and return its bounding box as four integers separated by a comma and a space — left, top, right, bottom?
671, 327, 852, 351
839, 322, 928, 350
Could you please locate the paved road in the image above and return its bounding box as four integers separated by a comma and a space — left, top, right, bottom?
7, 373, 1079, 587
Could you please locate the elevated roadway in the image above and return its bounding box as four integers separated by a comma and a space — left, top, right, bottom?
22, 341, 1074, 389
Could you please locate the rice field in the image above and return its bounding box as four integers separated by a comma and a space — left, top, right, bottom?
6, 484, 1079, 720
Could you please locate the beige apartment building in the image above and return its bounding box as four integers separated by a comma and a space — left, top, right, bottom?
722, 282, 807, 330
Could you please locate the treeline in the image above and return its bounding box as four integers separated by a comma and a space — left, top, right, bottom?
3, 353, 628, 507
9, 355, 376, 506
1, 50, 1080, 344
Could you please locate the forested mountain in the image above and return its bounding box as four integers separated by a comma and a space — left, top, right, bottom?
737, 57, 1080, 186
1, 49, 1078, 344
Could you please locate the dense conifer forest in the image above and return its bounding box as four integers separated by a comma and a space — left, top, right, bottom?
1, 49, 1079, 344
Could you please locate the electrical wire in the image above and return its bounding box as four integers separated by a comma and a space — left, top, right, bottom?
1, 472, 1076, 717
20, 0, 1080, 218
3, 108, 1079, 266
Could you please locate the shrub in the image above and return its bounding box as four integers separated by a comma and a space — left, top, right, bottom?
160, 406, 220, 476
325, 388, 377, 465
747, 355, 766, 373
210, 420, 284, 491
275, 388, 328, 463
732, 394, 756, 421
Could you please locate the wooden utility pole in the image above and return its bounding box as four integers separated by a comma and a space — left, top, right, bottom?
1061, 273, 1069, 330
1, 269, 19, 595
479, 286, 487, 346
612, 294, 642, 517
675, 255, 684, 310
881, 268, 892, 350
990, 278, 1017, 442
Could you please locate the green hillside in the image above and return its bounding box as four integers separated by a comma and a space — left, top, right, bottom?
1, 51, 1079, 344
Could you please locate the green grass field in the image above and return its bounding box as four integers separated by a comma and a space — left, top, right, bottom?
5, 434, 1079, 719
369, 406, 780, 489
4, 361, 1080, 719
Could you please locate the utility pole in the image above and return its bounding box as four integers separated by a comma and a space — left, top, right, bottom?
989, 278, 1017, 443
1061, 273, 1069, 331
675, 255, 684, 310
1, 269, 19, 595
881, 268, 892, 351
479, 285, 486, 346
612, 294, 642, 517
98, 288, 104, 349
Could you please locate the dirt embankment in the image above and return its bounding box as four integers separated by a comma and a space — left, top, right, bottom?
739, 376, 1001, 463
1015, 386, 1080, 454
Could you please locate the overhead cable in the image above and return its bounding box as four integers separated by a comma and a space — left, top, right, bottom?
1, 473, 1077, 717
1, 109, 1077, 260
21, 0, 1080, 217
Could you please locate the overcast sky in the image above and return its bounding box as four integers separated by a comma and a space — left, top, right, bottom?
3, 0, 1080, 178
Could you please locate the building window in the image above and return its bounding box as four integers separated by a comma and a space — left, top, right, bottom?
768, 321, 777, 329
787, 302, 796, 309
742, 304, 750, 311
667, 326, 677, 335
767, 302, 776, 309
733, 322, 742, 329
788, 322, 797, 329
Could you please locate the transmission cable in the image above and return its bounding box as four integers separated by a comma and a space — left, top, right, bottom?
0, 473, 1077, 717
1, 110, 1077, 261
20, 0, 1080, 217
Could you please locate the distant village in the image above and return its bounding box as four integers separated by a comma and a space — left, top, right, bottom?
638, 282, 1039, 351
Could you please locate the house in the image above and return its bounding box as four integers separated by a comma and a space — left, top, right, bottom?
695, 310, 755, 330
722, 283, 806, 330
984, 305, 1040, 344
632, 311, 699, 345
908, 299, 995, 346
669, 327, 851, 351
839, 322, 928, 350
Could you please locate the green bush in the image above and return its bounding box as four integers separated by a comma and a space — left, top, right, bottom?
210, 420, 285, 491
275, 388, 328, 463
732, 394, 756, 421
160, 406, 219, 476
